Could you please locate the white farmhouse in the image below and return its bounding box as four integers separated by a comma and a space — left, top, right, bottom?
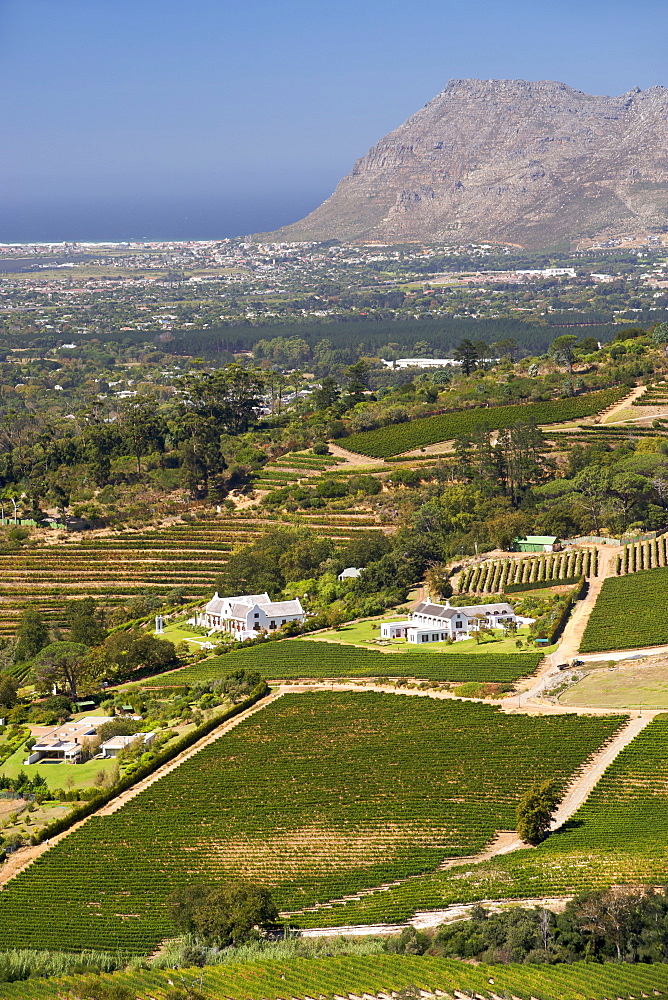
338, 567, 362, 581
196, 592, 306, 640
381, 600, 533, 644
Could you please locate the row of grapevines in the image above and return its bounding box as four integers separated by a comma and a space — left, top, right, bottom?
0, 692, 622, 954
293, 714, 667, 931
343, 388, 626, 458
581, 566, 668, 652
616, 535, 668, 574
166, 639, 543, 686
2, 953, 668, 1000
459, 549, 596, 594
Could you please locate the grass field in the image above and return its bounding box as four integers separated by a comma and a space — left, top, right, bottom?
294, 712, 668, 928
581, 567, 668, 652
560, 660, 668, 709
166, 639, 545, 685
4, 954, 668, 1000
0, 692, 622, 953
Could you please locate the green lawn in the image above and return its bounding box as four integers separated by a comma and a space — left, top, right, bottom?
0, 746, 117, 791
311, 617, 543, 655
156, 622, 213, 647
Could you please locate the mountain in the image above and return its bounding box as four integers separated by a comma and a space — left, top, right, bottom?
262, 79, 668, 248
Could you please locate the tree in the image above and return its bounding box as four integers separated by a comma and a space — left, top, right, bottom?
169, 881, 278, 946
175, 365, 265, 497
312, 376, 340, 410
549, 335, 578, 373
96, 629, 176, 681
453, 339, 478, 375
652, 322, 668, 346
67, 597, 107, 646
425, 563, 453, 602
14, 605, 49, 663
121, 393, 165, 474
31, 641, 92, 699
516, 778, 561, 845
0, 674, 18, 710
573, 466, 611, 533
492, 338, 519, 362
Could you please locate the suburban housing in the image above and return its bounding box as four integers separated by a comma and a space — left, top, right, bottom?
195, 592, 306, 640
381, 600, 533, 644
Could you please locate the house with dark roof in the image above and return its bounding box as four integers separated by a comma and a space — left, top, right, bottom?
195, 592, 306, 640
380, 600, 533, 644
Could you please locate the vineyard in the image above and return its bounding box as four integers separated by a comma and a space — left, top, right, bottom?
165, 639, 544, 685
293, 713, 668, 928
343, 388, 626, 458
616, 535, 668, 574
632, 385, 668, 406
3, 954, 668, 1000
581, 567, 668, 652
0, 692, 623, 954
458, 548, 597, 594
0, 511, 385, 635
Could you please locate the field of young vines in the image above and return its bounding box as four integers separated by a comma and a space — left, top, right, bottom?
616, 535, 668, 575
459, 548, 597, 595
581, 567, 668, 652
0, 692, 622, 954
166, 639, 543, 685
343, 388, 626, 458
293, 713, 668, 928
3, 954, 668, 1000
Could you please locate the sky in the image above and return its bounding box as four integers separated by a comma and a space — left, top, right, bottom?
1, 0, 666, 242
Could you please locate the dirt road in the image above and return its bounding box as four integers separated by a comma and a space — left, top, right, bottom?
521, 544, 619, 701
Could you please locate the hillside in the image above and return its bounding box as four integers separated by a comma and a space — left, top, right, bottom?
265, 79, 668, 247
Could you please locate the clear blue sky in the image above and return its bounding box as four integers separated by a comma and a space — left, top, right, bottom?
1, 0, 666, 241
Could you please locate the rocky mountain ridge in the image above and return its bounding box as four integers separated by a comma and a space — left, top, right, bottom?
263, 79, 668, 247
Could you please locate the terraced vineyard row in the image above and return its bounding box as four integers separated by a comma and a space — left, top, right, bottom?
0, 692, 622, 953
616, 535, 668, 574
633, 385, 668, 405
166, 639, 543, 685
295, 713, 668, 929
0, 510, 386, 634
581, 566, 668, 652
0, 517, 266, 634
343, 388, 627, 458
3, 954, 668, 1000
459, 548, 596, 594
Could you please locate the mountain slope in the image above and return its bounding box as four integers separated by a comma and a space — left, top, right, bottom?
263, 79, 668, 247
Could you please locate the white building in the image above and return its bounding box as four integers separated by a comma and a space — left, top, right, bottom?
338, 567, 362, 581
381, 357, 462, 369
195, 592, 306, 640
26, 716, 114, 764
381, 600, 533, 644
100, 732, 155, 758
